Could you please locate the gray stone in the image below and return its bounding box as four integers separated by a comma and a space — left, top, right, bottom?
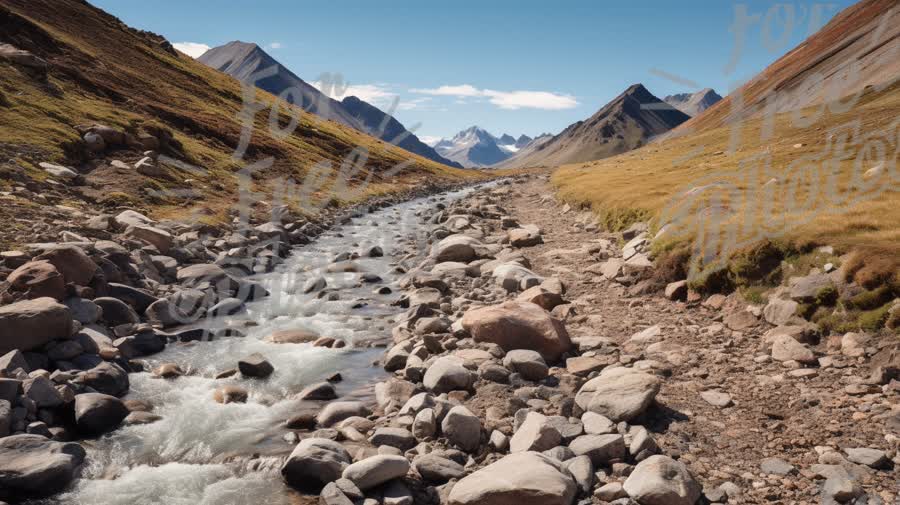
569, 434, 626, 466
0, 434, 86, 498
23, 376, 64, 409
575, 367, 661, 422
297, 381, 337, 401
342, 454, 410, 490
74, 393, 128, 434
448, 451, 576, 505
763, 298, 798, 326
281, 437, 351, 489
759, 457, 795, 475
582, 412, 616, 435
238, 353, 274, 378
510, 411, 562, 453
413, 453, 466, 483
423, 356, 473, 394
503, 349, 549, 381
316, 401, 371, 427
0, 298, 72, 355
369, 427, 416, 451
442, 405, 481, 453
844, 447, 889, 469
565, 455, 594, 495
623, 455, 701, 505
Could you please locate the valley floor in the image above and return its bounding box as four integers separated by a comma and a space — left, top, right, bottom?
497, 176, 897, 503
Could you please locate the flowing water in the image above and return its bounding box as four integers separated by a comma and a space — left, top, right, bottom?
36, 185, 481, 505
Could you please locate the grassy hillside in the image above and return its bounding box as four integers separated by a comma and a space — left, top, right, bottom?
553, 81, 900, 284
0, 0, 479, 229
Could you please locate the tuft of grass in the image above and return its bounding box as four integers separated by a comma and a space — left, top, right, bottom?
740, 286, 769, 305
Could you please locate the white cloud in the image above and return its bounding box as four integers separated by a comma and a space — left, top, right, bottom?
398, 97, 432, 111
268, 42, 283, 50
410, 84, 578, 110
312, 81, 398, 108
173, 42, 211, 58
409, 84, 482, 97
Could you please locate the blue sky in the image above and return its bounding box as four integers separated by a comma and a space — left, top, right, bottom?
93, 0, 853, 142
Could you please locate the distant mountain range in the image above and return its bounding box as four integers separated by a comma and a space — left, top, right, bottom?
432, 128, 544, 167
498, 83, 690, 168
663, 88, 722, 117
197, 41, 461, 168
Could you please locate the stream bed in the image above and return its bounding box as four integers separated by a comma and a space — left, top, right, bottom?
34, 185, 481, 505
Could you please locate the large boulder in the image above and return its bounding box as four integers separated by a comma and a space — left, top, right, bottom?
93, 297, 140, 326
6, 261, 66, 300
74, 393, 129, 434
432, 235, 482, 263
461, 301, 572, 361
0, 434, 86, 500
448, 451, 576, 505
35, 246, 98, 286
0, 298, 72, 355
441, 405, 481, 453
281, 438, 351, 490
316, 401, 371, 427
125, 224, 173, 253
623, 455, 701, 505
423, 356, 474, 394
413, 453, 466, 483
575, 367, 661, 422
342, 454, 410, 491
510, 412, 562, 453
75, 362, 130, 396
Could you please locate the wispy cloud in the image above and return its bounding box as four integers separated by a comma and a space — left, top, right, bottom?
267, 42, 284, 50
173, 42, 211, 58
398, 97, 432, 111
312, 82, 398, 108
410, 84, 578, 110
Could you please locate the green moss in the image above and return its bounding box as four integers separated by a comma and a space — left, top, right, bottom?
858, 305, 891, 331
815, 286, 839, 307
687, 265, 734, 294
728, 240, 786, 286
740, 286, 769, 305
847, 286, 893, 311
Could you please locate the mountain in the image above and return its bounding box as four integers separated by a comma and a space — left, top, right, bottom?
0, 0, 473, 235
515, 135, 534, 149
434, 127, 510, 167
198, 41, 459, 168
198, 41, 363, 130
499, 84, 690, 168
681, 0, 900, 133
495, 133, 534, 155
663, 88, 722, 117
339, 96, 463, 168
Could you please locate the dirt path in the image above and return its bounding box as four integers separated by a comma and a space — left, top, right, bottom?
499, 175, 897, 504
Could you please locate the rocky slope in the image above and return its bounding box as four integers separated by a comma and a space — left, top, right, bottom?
663, 88, 723, 117
0, 0, 475, 251
497, 84, 690, 168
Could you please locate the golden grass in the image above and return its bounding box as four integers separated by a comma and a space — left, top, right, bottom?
0, 0, 484, 226
552, 81, 900, 280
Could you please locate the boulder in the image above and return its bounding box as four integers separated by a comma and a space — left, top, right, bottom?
265, 328, 319, 344
0, 298, 72, 355
38, 163, 78, 182
212, 385, 248, 404
35, 246, 98, 286
93, 297, 139, 326
510, 412, 562, 453
569, 434, 626, 466
74, 393, 128, 434
413, 453, 466, 483
770, 334, 816, 364
412, 408, 436, 439
125, 224, 173, 253
297, 381, 337, 401
448, 451, 576, 505
508, 226, 542, 247
62, 298, 102, 325
763, 298, 799, 326
623, 455, 701, 505
461, 301, 572, 361
238, 353, 274, 378
664, 281, 688, 301
76, 362, 129, 396
23, 376, 64, 408
0, 434, 86, 499
789, 273, 834, 302
503, 349, 549, 381
574, 367, 661, 422
516, 286, 564, 311
317, 401, 371, 427
491, 263, 543, 292
433, 235, 482, 263
342, 454, 410, 491
1, 350, 30, 375
6, 261, 66, 300
281, 437, 351, 490
442, 405, 481, 452
423, 356, 473, 394
369, 427, 417, 451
